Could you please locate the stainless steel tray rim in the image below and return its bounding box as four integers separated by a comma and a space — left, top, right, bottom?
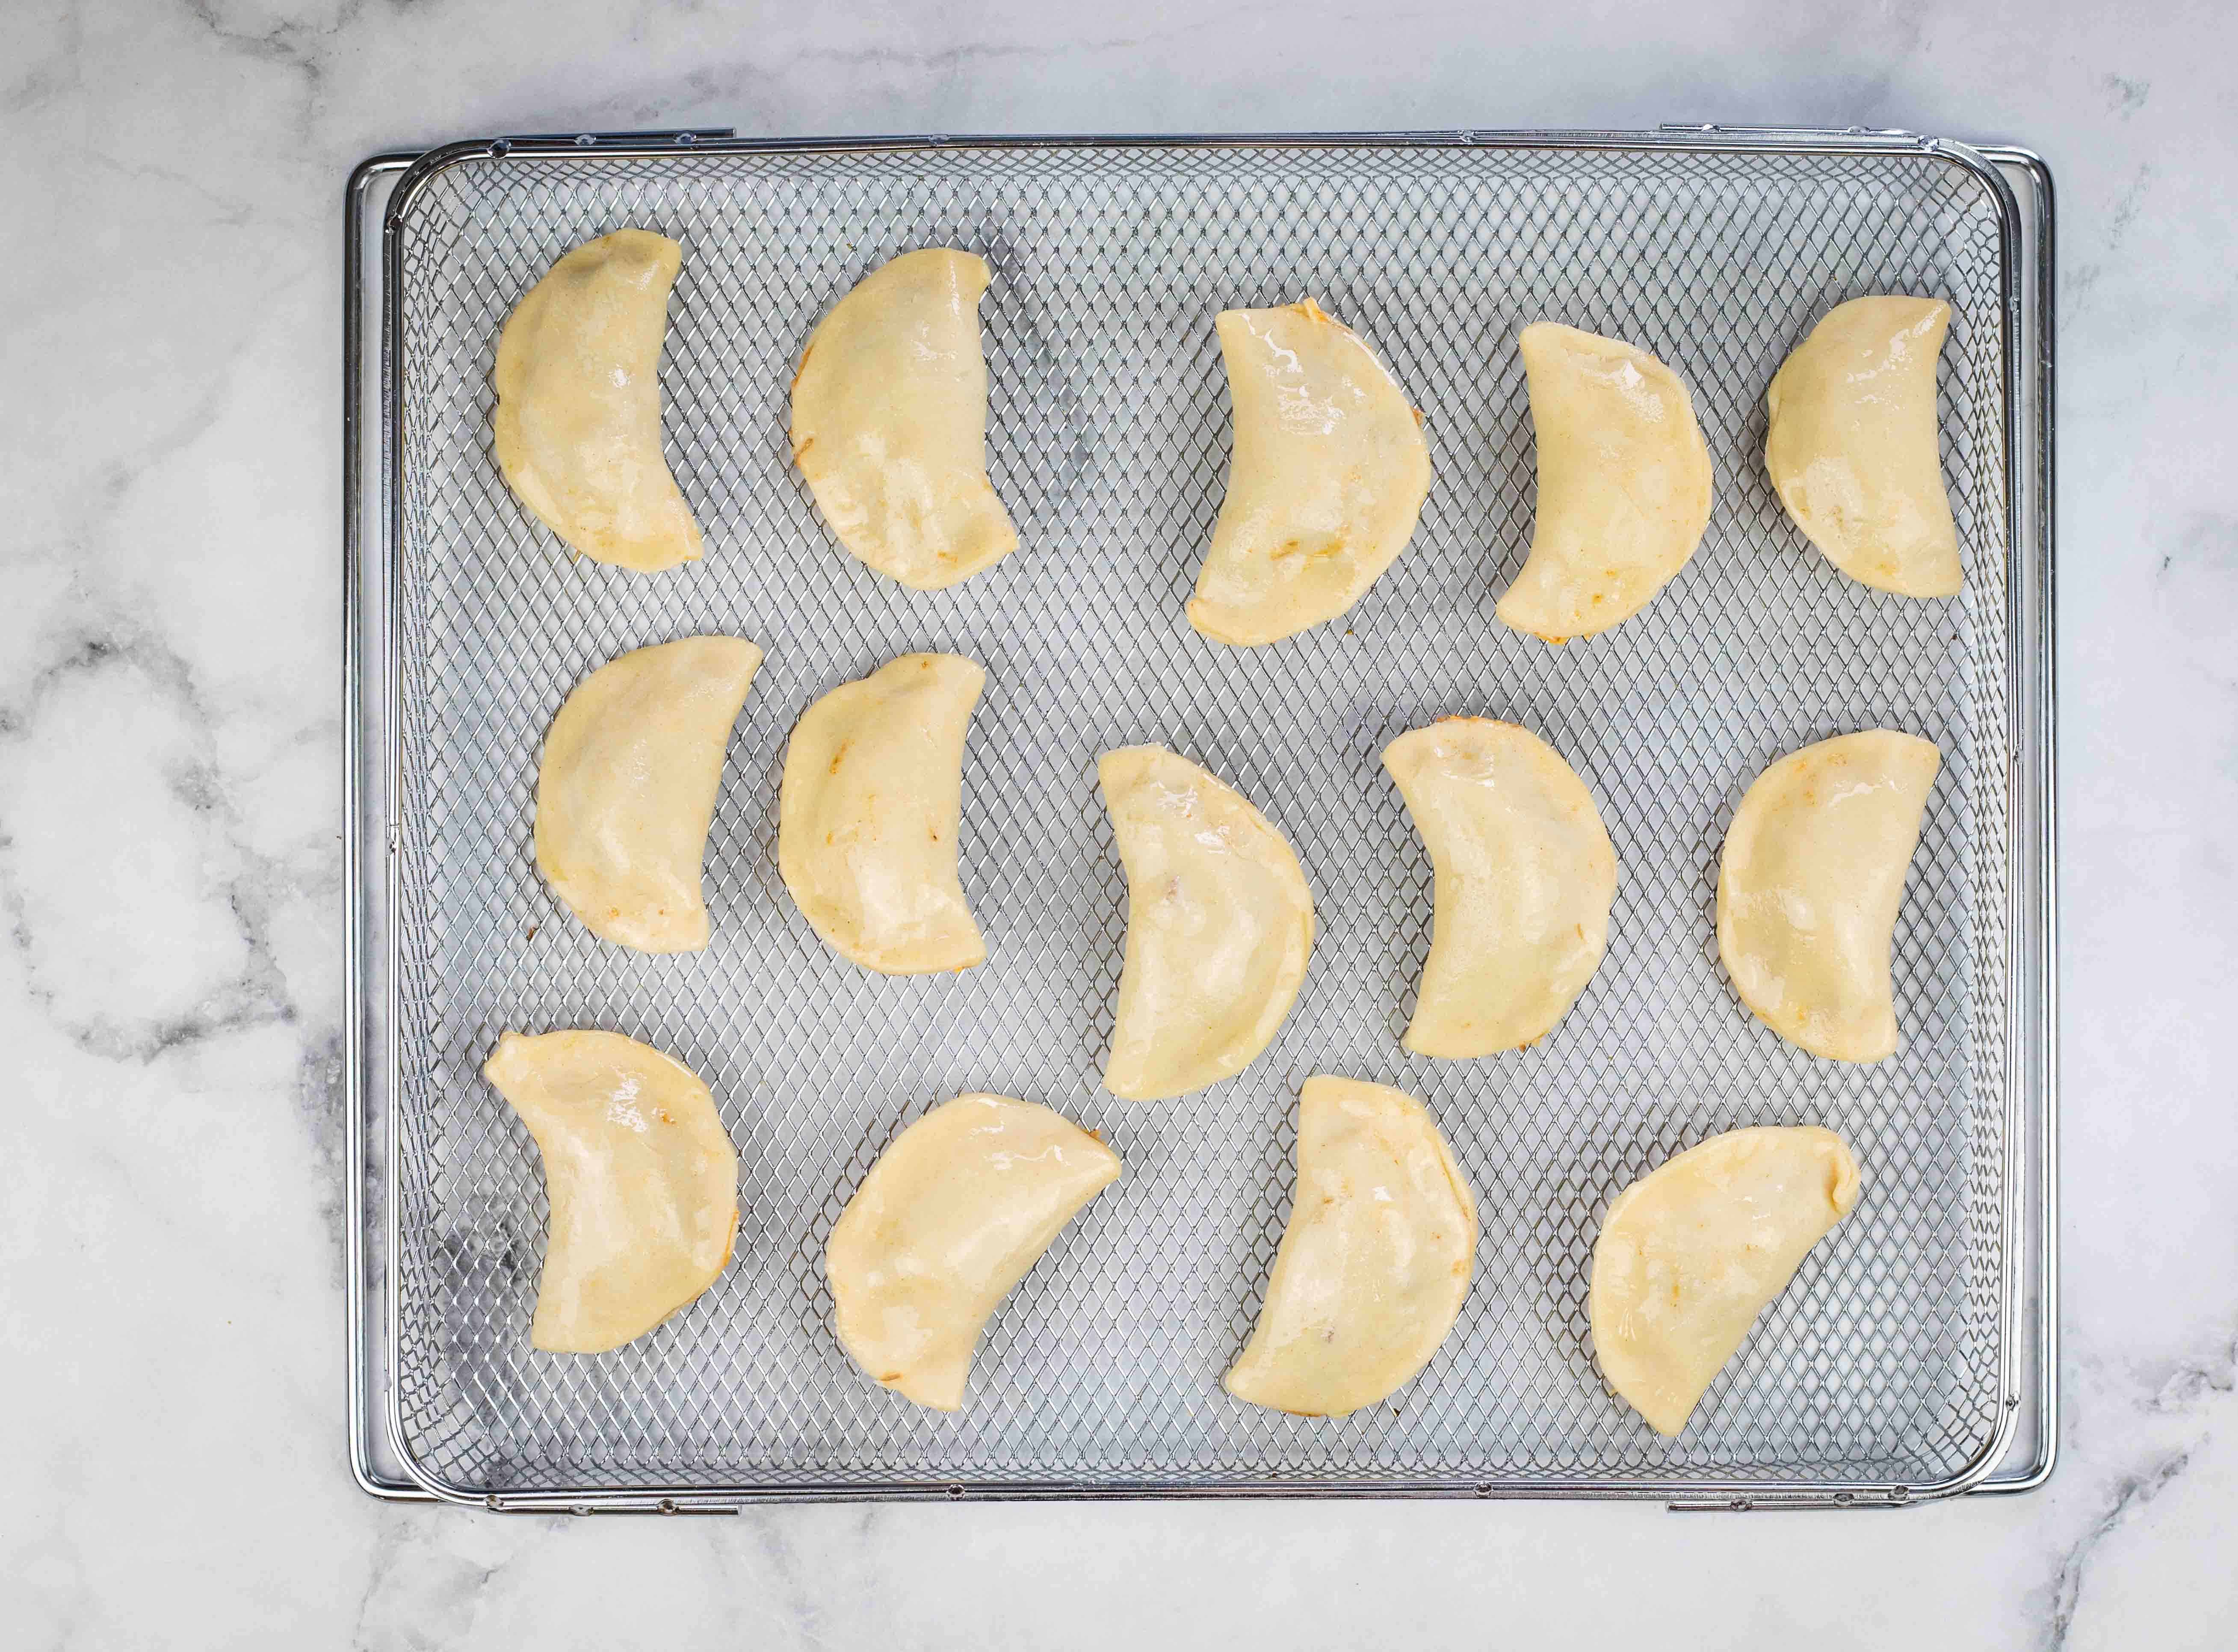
346, 128, 2057, 1510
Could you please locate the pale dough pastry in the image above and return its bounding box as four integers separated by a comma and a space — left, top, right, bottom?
789, 249, 1018, 589
1384, 718, 1617, 1057
1098, 745, 1314, 1100
483, 1030, 738, 1354
778, 653, 986, 974
826, 1093, 1121, 1410
1225, 1076, 1476, 1417
1591, 1125, 1862, 1436
1495, 322, 1713, 643
493, 228, 703, 573
1765, 295, 1963, 597
1188, 299, 1432, 646
1716, 730, 1940, 1063
534, 635, 763, 953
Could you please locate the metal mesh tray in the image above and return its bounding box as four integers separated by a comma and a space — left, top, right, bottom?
345, 130, 2056, 1509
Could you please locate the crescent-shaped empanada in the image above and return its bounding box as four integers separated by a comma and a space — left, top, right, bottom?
1187, 299, 1432, 646
534, 635, 763, 953
1590, 1125, 1862, 1436
1495, 322, 1713, 643
1225, 1076, 1476, 1417
1098, 745, 1314, 1100
493, 229, 703, 573
1765, 295, 1962, 597
1384, 718, 1617, 1057
778, 653, 986, 974
483, 1030, 738, 1354
789, 249, 1018, 589
827, 1093, 1121, 1410
1716, 730, 1940, 1063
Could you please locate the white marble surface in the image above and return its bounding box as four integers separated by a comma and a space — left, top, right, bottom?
2, 0, 2232, 1645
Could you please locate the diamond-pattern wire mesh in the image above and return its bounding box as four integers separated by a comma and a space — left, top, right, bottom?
387, 142, 2012, 1496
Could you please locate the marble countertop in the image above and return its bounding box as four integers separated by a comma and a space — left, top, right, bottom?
3, 0, 2231, 1646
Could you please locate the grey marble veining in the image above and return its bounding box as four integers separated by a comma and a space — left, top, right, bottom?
1, 0, 2232, 1647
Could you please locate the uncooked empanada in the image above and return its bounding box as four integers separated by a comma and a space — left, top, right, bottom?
1591, 1125, 1861, 1436
1716, 730, 1940, 1062
778, 653, 986, 974
827, 1092, 1121, 1410
1187, 299, 1432, 646
789, 249, 1018, 589
535, 635, 763, 953
1765, 295, 1962, 597
1495, 322, 1712, 643
1384, 718, 1617, 1057
1225, 1076, 1476, 1417
483, 1030, 738, 1354
1099, 745, 1314, 1100
493, 229, 703, 573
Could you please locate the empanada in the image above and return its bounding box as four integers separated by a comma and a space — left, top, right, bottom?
827, 1093, 1120, 1410
1765, 296, 1962, 597
778, 653, 986, 974
1591, 1126, 1862, 1435
1226, 1076, 1476, 1417
790, 249, 1018, 589
1717, 730, 1939, 1062
535, 635, 763, 953
1098, 746, 1314, 1099
494, 229, 703, 573
1384, 718, 1616, 1056
483, 1030, 737, 1354
1188, 299, 1431, 646
1495, 322, 1712, 642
